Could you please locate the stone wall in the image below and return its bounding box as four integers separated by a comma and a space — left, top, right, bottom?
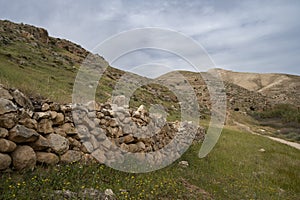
0, 85, 205, 171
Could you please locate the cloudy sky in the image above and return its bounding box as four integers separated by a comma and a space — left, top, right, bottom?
1, 0, 300, 77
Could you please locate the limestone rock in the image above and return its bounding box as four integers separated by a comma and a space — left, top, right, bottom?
178, 160, 189, 168
0, 98, 17, 114
11, 145, 36, 171
0, 112, 18, 129
104, 189, 115, 197
47, 133, 69, 155
0, 139, 17, 152
10, 89, 33, 110
61, 123, 77, 135
60, 150, 82, 163
0, 127, 8, 138
41, 103, 50, 111
33, 112, 51, 120
36, 152, 59, 165
37, 119, 53, 134
118, 134, 134, 144
9, 125, 39, 143
53, 113, 64, 125
0, 86, 13, 100
0, 153, 11, 170
29, 135, 50, 150
91, 149, 106, 164
19, 118, 38, 130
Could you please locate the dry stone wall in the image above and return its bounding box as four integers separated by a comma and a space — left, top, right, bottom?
0, 85, 205, 171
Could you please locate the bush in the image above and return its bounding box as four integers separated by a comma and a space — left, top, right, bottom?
253, 104, 300, 124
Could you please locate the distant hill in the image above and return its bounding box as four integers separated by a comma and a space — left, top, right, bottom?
211, 68, 300, 106
0, 19, 299, 141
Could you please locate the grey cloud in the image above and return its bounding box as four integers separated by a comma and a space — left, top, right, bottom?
0, 0, 299, 76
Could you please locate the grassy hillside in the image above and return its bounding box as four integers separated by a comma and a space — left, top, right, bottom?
1, 128, 299, 199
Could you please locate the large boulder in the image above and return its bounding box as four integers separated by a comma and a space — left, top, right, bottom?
9, 125, 39, 143
47, 133, 69, 155
11, 145, 36, 171
0, 153, 11, 170
0, 139, 17, 152
0, 98, 17, 115
36, 152, 59, 165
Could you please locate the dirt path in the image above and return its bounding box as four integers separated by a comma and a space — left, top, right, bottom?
233, 121, 300, 150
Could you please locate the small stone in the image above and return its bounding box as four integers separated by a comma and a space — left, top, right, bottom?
49, 102, 60, 111
91, 149, 106, 164
41, 103, 50, 111
10, 89, 33, 110
9, 125, 39, 143
11, 145, 36, 171
127, 144, 139, 153
60, 150, 82, 163
68, 137, 82, 149
33, 112, 51, 120
104, 189, 115, 196
0, 139, 17, 152
47, 133, 69, 155
49, 111, 58, 119
36, 152, 59, 165
53, 113, 64, 125
0, 98, 17, 115
136, 141, 146, 150
29, 135, 50, 150
0, 113, 18, 129
19, 118, 38, 130
0, 86, 13, 100
82, 116, 95, 130
0, 127, 8, 138
37, 119, 53, 134
259, 148, 266, 152
81, 142, 94, 153
61, 123, 77, 135
118, 134, 134, 144
178, 160, 189, 168
0, 153, 11, 170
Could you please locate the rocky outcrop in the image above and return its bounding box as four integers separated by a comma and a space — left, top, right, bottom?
0, 85, 205, 171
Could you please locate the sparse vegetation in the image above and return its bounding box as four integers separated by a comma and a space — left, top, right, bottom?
253, 104, 300, 124
1, 128, 299, 199
251, 104, 300, 141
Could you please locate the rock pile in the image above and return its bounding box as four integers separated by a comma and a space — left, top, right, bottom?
0, 85, 205, 171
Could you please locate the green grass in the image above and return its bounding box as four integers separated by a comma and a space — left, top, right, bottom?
1, 128, 299, 199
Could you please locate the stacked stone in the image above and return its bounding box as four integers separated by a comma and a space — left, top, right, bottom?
0, 85, 205, 171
